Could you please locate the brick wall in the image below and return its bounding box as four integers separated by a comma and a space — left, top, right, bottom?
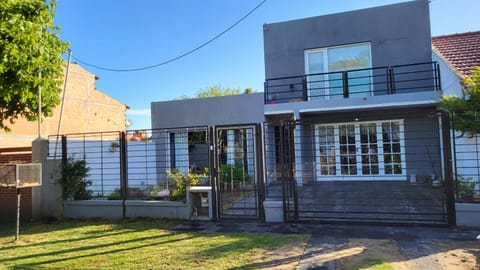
0, 187, 32, 222
0, 147, 32, 222
0, 63, 128, 148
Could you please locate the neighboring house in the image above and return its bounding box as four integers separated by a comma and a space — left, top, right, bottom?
0, 63, 128, 222
0, 63, 128, 148
263, 0, 442, 184
432, 31, 480, 186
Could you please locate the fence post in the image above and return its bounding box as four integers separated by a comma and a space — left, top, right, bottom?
435, 62, 442, 91
61, 135, 67, 166
208, 126, 218, 220
387, 67, 396, 94
120, 131, 128, 219
255, 123, 266, 221
302, 76, 308, 101
342, 71, 349, 98
441, 111, 456, 226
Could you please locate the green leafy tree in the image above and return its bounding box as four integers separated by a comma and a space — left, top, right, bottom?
179, 84, 255, 99
440, 67, 480, 137
0, 0, 68, 131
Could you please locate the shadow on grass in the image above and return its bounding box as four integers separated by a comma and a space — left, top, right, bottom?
3, 232, 199, 269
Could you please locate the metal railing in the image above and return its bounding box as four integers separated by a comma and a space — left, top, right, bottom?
264, 61, 441, 104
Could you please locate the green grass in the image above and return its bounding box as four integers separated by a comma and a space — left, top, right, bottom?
0, 219, 306, 270
354, 258, 393, 270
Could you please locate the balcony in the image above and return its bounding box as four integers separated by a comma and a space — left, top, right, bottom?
264, 62, 441, 105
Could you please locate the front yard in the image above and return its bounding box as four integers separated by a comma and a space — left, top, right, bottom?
0, 219, 306, 270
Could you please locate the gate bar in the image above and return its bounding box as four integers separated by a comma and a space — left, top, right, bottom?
441, 111, 456, 226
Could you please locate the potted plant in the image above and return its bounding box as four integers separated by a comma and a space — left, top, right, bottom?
457, 178, 476, 203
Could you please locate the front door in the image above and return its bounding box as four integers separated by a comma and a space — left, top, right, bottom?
315, 120, 406, 180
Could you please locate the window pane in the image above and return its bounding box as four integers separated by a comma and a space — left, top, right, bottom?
308, 51, 326, 100
328, 44, 371, 98
328, 44, 371, 71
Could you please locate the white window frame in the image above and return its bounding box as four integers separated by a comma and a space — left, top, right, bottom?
305, 42, 373, 100
314, 119, 406, 181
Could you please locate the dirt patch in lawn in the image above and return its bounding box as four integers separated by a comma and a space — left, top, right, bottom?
254, 238, 308, 269
336, 238, 479, 270
336, 238, 408, 270
432, 241, 480, 270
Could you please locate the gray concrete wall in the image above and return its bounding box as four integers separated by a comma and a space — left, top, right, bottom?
63, 200, 190, 220
32, 138, 63, 219
151, 93, 265, 129
263, 0, 431, 79
456, 203, 480, 227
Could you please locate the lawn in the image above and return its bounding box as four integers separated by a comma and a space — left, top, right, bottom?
0, 219, 306, 270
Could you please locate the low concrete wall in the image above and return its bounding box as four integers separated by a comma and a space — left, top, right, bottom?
125, 200, 189, 219
264, 200, 284, 222
456, 203, 480, 227
64, 200, 123, 219
64, 200, 189, 220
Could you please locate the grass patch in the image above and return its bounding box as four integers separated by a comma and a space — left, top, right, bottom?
354, 258, 393, 270
0, 219, 306, 270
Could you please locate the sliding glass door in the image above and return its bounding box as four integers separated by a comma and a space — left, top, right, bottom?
305, 42, 372, 100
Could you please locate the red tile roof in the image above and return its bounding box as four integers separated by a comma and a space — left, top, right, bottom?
432, 31, 480, 78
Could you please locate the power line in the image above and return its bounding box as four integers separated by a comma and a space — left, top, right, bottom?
71, 0, 267, 72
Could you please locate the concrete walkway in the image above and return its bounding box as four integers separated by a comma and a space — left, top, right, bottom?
172, 221, 480, 269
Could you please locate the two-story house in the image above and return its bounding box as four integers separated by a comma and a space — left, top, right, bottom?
149, 0, 451, 224
264, 0, 441, 182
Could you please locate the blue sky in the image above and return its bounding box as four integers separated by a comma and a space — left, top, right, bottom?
54, 0, 479, 130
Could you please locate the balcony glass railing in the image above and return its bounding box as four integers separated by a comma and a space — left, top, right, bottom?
264, 62, 441, 104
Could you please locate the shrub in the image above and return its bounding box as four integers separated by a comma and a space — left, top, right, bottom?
167, 169, 207, 202
219, 164, 251, 184
57, 159, 92, 200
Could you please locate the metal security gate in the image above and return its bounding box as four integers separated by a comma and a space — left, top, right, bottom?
214, 124, 264, 220
264, 109, 455, 225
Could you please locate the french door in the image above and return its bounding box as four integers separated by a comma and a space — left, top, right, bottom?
315, 120, 406, 181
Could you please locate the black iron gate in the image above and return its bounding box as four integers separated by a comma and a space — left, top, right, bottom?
213, 124, 264, 220
265, 110, 455, 225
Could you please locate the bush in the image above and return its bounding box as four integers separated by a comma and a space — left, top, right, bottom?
219, 164, 251, 184
107, 189, 121, 200
57, 159, 92, 200
167, 169, 207, 202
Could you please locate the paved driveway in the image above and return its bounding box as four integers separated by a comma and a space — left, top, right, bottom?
173, 221, 480, 269
266, 180, 447, 225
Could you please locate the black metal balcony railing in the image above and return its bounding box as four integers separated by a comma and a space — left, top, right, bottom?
264, 62, 441, 104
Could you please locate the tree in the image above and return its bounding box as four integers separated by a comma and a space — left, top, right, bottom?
0, 0, 68, 131
440, 67, 480, 137
179, 84, 255, 99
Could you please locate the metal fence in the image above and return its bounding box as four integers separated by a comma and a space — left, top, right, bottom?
451, 111, 480, 203
46, 109, 480, 225
264, 108, 454, 225
48, 127, 211, 200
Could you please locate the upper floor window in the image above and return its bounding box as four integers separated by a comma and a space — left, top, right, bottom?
305, 42, 372, 100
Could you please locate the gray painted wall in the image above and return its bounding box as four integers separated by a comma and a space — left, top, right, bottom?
263, 0, 432, 80
296, 107, 442, 180
151, 93, 265, 129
